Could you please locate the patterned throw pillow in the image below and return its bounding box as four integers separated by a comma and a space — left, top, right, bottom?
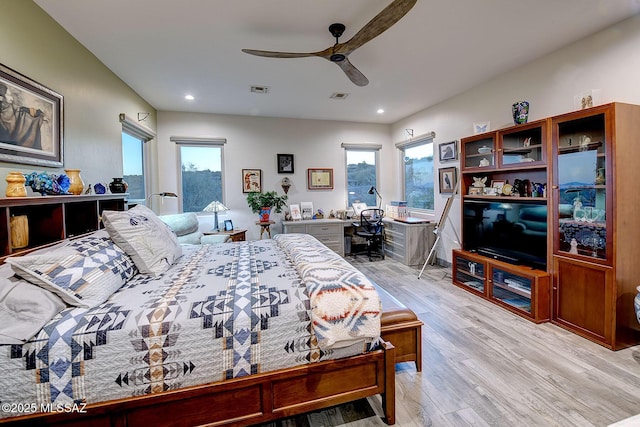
6, 230, 137, 307
102, 204, 182, 276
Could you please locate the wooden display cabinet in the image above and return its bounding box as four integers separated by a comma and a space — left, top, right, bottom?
550, 102, 640, 349
0, 194, 127, 260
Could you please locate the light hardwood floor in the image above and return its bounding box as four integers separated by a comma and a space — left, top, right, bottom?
345, 257, 640, 427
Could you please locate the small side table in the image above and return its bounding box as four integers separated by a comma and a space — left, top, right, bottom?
203, 229, 247, 242
256, 221, 275, 239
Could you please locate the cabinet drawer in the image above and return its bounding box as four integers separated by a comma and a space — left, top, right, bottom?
284, 224, 306, 234
307, 224, 341, 236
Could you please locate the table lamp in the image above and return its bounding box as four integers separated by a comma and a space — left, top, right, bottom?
368, 186, 382, 208
203, 200, 229, 231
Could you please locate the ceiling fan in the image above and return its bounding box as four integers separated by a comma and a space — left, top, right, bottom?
242, 0, 418, 87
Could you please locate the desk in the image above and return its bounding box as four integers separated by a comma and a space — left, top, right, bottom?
383, 218, 435, 266
282, 219, 345, 256
256, 221, 275, 239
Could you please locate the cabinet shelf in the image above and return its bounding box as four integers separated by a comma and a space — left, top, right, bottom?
492, 281, 531, 298
557, 141, 602, 154
0, 194, 127, 260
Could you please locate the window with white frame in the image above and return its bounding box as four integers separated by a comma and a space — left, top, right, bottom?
172, 137, 226, 213
120, 114, 155, 206
396, 133, 435, 211
342, 143, 381, 208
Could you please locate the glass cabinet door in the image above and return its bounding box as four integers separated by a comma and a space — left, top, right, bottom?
462, 134, 495, 170
489, 267, 532, 314
554, 112, 608, 261
498, 122, 546, 168
454, 254, 485, 293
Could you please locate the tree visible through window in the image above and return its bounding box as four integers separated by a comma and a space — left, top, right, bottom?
402, 142, 434, 210
346, 150, 377, 207
180, 145, 223, 212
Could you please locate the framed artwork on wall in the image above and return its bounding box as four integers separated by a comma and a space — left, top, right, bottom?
277, 153, 294, 173
242, 168, 262, 193
307, 168, 333, 190
0, 63, 64, 167
438, 140, 458, 162
438, 167, 457, 194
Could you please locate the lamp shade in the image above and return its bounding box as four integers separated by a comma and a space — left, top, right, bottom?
203, 200, 229, 213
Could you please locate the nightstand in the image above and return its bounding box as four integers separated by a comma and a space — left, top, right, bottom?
204, 229, 247, 242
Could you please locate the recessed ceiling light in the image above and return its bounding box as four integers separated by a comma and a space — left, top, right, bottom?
377, 108, 385, 114
185, 94, 195, 101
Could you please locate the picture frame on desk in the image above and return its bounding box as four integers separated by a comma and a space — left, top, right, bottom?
224, 219, 234, 231
289, 204, 302, 220
0, 62, 64, 167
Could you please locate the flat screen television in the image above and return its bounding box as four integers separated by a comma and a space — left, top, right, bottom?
463, 199, 547, 270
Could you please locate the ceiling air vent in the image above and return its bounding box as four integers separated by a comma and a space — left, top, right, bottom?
250, 86, 269, 94
330, 92, 349, 100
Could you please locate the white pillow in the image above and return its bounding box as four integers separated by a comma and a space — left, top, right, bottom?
0, 272, 66, 344
102, 204, 182, 276
6, 230, 137, 307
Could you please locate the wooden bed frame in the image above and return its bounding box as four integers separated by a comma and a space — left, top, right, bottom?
4, 342, 395, 426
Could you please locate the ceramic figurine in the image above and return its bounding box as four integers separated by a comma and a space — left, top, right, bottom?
472, 176, 487, 188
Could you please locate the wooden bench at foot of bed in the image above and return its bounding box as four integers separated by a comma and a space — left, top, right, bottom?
375, 283, 423, 372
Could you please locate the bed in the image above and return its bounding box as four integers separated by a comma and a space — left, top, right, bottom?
0, 205, 395, 426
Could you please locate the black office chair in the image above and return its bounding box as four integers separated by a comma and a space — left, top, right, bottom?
353, 208, 385, 261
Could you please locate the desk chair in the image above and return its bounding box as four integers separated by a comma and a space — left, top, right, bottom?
353, 208, 385, 261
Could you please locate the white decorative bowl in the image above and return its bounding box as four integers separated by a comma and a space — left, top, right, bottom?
477, 146, 492, 154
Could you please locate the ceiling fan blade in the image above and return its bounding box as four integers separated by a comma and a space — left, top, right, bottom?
334, 58, 369, 87
342, 0, 417, 52
242, 49, 318, 59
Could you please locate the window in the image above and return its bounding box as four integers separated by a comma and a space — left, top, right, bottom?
396, 133, 435, 211
342, 143, 381, 208
120, 114, 155, 206
122, 133, 145, 204
172, 137, 226, 213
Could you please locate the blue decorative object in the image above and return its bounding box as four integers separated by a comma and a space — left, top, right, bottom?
94, 182, 107, 194
635, 286, 640, 326
512, 101, 530, 125
24, 171, 71, 195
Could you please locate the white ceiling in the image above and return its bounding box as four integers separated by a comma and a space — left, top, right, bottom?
35, 0, 640, 124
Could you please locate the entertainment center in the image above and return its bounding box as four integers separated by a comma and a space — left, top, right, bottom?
453, 102, 640, 350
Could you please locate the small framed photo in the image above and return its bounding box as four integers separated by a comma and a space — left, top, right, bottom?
438, 140, 458, 162
484, 187, 498, 196
438, 167, 457, 194
468, 187, 483, 196
289, 204, 302, 220
242, 168, 262, 193
307, 168, 333, 190
491, 180, 505, 194
224, 219, 234, 231
277, 153, 294, 174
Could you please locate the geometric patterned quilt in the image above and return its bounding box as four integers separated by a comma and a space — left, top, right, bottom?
0, 238, 371, 419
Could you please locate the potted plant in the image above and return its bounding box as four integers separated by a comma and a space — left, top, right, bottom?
246, 191, 288, 222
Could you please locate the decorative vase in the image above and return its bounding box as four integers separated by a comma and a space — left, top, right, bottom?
109, 178, 128, 194
10, 215, 29, 249
512, 101, 529, 125
259, 207, 271, 222
65, 169, 85, 195
5, 172, 27, 197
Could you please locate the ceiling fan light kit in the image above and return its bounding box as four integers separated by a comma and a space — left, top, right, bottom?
241, 0, 417, 86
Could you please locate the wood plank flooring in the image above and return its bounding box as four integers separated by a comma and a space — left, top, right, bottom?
343, 257, 640, 427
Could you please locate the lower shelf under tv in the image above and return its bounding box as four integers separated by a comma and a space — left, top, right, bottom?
452, 249, 551, 323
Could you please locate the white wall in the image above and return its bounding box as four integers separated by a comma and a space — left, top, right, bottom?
156, 111, 391, 240
0, 1, 156, 190
391, 14, 640, 263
